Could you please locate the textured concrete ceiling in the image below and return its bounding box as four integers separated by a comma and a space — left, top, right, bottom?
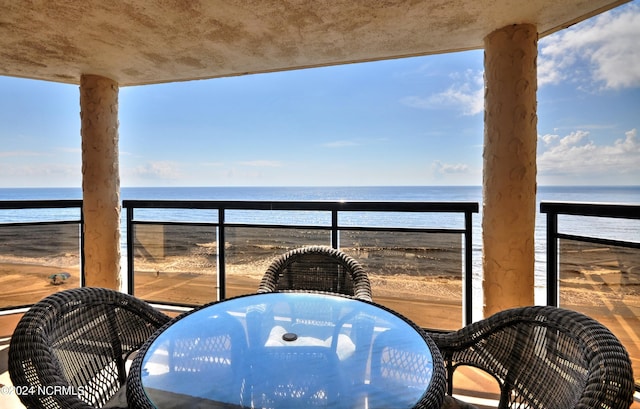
0, 0, 629, 86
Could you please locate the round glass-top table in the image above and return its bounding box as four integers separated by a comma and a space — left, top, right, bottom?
128, 292, 445, 409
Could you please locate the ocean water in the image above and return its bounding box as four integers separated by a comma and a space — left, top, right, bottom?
1, 185, 639, 304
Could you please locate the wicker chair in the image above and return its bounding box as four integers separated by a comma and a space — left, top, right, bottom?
257, 245, 373, 301
9, 287, 171, 409
127, 310, 249, 409
369, 326, 447, 409
428, 305, 635, 409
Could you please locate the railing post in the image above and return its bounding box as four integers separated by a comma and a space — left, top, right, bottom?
545, 208, 558, 307
331, 209, 339, 249
80, 205, 86, 288
218, 208, 226, 301
126, 206, 134, 295
464, 210, 473, 325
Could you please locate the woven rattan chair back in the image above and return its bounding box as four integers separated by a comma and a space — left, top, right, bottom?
9, 287, 171, 409
370, 325, 447, 409
257, 245, 372, 301
428, 305, 635, 409
127, 310, 248, 409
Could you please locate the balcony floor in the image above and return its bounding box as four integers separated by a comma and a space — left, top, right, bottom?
1, 335, 24, 409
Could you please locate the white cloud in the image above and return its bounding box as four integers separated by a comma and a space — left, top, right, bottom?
538, 128, 640, 183
401, 3, 639, 118
558, 130, 589, 147
539, 3, 640, 89
0, 162, 79, 187
401, 69, 484, 116
2, 163, 77, 177
130, 161, 182, 179
540, 134, 559, 145
432, 160, 471, 174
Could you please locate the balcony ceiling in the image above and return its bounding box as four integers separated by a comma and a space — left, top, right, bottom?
0, 0, 629, 87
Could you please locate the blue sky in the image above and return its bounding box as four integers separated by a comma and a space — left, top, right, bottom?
1, 2, 638, 188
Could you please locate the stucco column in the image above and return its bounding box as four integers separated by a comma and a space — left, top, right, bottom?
482, 24, 537, 316
80, 74, 121, 290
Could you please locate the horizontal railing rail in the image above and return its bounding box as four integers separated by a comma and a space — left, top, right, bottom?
0, 199, 83, 210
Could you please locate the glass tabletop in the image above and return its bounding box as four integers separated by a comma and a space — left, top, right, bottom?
137, 292, 436, 409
